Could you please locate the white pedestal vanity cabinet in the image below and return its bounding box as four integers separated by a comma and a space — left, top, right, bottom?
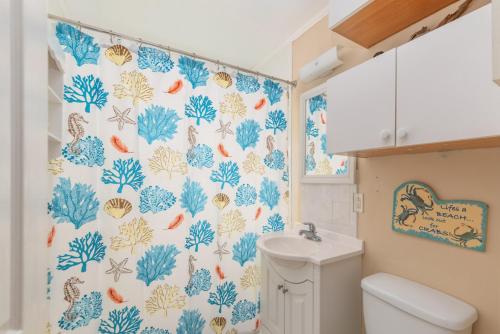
327, 4, 500, 155
257, 231, 363, 334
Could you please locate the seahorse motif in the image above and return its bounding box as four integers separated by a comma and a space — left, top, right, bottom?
188, 125, 198, 149
188, 255, 196, 284
63, 277, 84, 321
67, 113, 88, 154
266, 135, 274, 154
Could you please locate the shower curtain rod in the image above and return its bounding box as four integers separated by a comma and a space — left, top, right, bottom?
48, 14, 297, 87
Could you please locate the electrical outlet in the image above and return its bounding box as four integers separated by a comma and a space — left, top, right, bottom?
353, 193, 364, 213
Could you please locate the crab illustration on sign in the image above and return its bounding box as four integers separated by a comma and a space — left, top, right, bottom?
392, 181, 488, 252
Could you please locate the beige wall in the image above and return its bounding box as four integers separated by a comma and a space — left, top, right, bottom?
291, 1, 498, 333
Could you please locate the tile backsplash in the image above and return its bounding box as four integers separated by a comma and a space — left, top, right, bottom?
300, 183, 358, 237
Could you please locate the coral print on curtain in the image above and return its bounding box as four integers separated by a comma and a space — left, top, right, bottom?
47, 22, 289, 334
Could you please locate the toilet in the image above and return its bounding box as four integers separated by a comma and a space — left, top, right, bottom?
362, 273, 478, 334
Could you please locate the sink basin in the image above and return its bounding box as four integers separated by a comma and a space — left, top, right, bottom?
257, 229, 363, 265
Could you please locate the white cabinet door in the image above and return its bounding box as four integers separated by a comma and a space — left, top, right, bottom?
327, 49, 396, 154
397, 5, 500, 146
261, 263, 285, 334
284, 281, 314, 334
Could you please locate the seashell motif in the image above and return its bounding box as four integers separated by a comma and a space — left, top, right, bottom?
210, 317, 227, 334
212, 193, 230, 210
213, 72, 232, 88
105, 45, 132, 66
104, 198, 132, 219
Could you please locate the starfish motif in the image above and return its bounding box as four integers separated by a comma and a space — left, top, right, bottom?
105, 258, 132, 282
216, 120, 234, 139
108, 106, 136, 130
214, 240, 230, 261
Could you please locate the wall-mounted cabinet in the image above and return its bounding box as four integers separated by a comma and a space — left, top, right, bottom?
327, 49, 396, 153
327, 5, 500, 156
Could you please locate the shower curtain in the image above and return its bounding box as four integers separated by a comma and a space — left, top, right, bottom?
47, 22, 289, 334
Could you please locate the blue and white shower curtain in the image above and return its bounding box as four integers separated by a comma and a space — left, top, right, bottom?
47, 22, 289, 334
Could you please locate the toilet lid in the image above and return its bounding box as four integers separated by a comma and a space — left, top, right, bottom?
361, 273, 478, 331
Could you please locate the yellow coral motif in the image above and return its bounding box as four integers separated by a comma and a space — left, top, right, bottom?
48, 158, 64, 175
145, 284, 186, 317
218, 209, 246, 237
220, 93, 246, 119
149, 146, 188, 179
113, 71, 154, 106
240, 265, 261, 289
242, 152, 265, 175
315, 158, 332, 175
110, 217, 153, 254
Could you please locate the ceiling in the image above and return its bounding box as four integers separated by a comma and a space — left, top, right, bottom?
48, 0, 328, 71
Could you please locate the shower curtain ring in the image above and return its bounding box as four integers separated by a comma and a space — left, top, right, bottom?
109, 30, 114, 44
138, 38, 143, 49
77, 21, 82, 34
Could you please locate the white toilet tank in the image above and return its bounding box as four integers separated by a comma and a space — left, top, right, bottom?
362, 273, 477, 334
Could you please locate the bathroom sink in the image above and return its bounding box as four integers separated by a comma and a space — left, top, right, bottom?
257, 229, 363, 265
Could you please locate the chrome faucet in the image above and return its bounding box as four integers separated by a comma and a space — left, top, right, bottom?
299, 222, 321, 242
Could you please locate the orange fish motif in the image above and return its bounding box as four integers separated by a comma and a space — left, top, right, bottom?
254, 98, 266, 110
216, 265, 225, 280
255, 319, 261, 331
168, 214, 184, 230
255, 207, 262, 220
167, 80, 183, 94
217, 144, 230, 158
47, 226, 56, 247
107, 287, 125, 304
111, 135, 131, 153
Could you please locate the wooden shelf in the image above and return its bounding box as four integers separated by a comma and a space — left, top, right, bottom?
332, 0, 460, 48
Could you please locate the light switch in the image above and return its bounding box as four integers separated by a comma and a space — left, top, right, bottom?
353, 193, 364, 213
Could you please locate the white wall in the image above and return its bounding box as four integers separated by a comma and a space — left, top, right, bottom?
254, 43, 293, 81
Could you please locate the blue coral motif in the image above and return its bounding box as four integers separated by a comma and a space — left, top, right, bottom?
264, 150, 285, 170
50, 177, 99, 229
176, 309, 206, 334
136, 245, 180, 286
58, 291, 103, 330
265, 110, 287, 134
62, 136, 105, 167
263, 213, 285, 233
178, 56, 209, 89
56, 22, 100, 66
186, 144, 214, 169
98, 306, 143, 334
235, 73, 260, 94
185, 268, 211, 297
235, 184, 257, 207
64, 75, 108, 113
138, 46, 174, 73
231, 299, 257, 325
309, 94, 327, 114
232, 233, 258, 267
236, 120, 261, 150
138, 105, 180, 144
263, 79, 284, 105
139, 186, 176, 214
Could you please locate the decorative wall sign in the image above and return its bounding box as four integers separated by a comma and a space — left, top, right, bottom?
392, 181, 488, 252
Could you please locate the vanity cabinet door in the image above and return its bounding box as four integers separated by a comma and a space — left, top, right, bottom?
261, 263, 285, 334
397, 5, 500, 146
284, 281, 314, 334
327, 49, 396, 154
